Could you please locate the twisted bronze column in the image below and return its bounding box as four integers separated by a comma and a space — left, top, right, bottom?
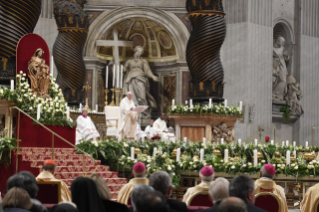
0, 0, 42, 78
186, 0, 226, 99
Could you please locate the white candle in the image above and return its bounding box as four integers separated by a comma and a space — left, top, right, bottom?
209, 98, 212, 108
37, 104, 42, 120
293, 150, 297, 157
200, 148, 204, 162
185, 100, 188, 105
255, 139, 258, 146
184, 137, 187, 142
131, 147, 135, 160
286, 140, 289, 147
120, 65, 123, 89
271, 140, 274, 145
203, 137, 206, 146
112, 65, 115, 87
239, 101, 243, 111
286, 150, 290, 165
306, 141, 308, 147
66, 107, 70, 120
79, 103, 82, 111
190, 99, 193, 107
50, 56, 54, 74
176, 148, 181, 162
153, 147, 157, 158
172, 99, 175, 106
221, 138, 224, 144
238, 139, 242, 146
105, 66, 108, 88
224, 99, 228, 107
95, 104, 98, 112
224, 149, 228, 163
141, 136, 145, 142
10, 80, 14, 91
293, 141, 296, 147
282, 141, 285, 146
254, 149, 258, 167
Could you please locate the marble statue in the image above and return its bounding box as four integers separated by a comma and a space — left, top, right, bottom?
212, 123, 234, 142
273, 36, 290, 101
123, 46, 159, 124
286, 75, 303, 116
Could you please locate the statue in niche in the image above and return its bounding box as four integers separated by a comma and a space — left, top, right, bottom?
286, 76, 303, 116
273, 36, 290, 101
123, 46, 159, 124
212, 123, 234, 142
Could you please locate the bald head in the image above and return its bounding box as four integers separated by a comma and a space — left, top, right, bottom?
218, 197, 247, 212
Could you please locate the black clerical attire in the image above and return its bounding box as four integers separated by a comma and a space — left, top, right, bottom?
167, 199, 187, 212
245, 200, 267, 212
196, 202, 220, 212
101, 199, 128, 212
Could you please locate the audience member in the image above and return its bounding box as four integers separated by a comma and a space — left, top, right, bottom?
118, 162, 149, 204
218, 197, 247, 212
71, 177, 105, 212
229, 175, 266, 212
254, 164, 288, 212
36, 159, 72, 202
134, 190, 169, 212
6, 172, 48, 212
50, 203, 79, 212
183, 166, 214, 205
130, 185, 154, 212
88, 174, 128, 212
2, 187, 32, 212
198, 177, 229, 212
149, 171, 187, 212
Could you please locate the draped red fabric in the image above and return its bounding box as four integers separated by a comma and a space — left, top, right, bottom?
189, 194, 213, 207
255, 194, 280, 212
16, 33, 50, 75
187, 206, 210, 212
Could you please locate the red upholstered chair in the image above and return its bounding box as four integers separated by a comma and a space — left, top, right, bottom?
36, 180, 62, 207
187, 206, 210, 212
255, 192, 281, 212
187, 191, 213, 207
127, 197, 132, 205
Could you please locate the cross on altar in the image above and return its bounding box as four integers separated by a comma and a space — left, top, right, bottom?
96, 28, 133, 68
83, 82, 91, 109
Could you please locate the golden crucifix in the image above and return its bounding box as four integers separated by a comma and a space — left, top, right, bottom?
83, 82, 91, 109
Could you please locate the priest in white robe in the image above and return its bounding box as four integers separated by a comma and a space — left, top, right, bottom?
76, 107, 100, 144
153, 113, 175, 140
144, 119, 154, 138
119, 92, 138, 139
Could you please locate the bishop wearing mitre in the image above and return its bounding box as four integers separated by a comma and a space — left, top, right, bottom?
119, 92, 138, 139
76, 107, 100, 144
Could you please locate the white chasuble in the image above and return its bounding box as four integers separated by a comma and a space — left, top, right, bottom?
76, 115, 100, 142
153, 118, 174, 139
119, 97, 138, 138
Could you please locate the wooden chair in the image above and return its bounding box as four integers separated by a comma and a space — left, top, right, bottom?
187, 191, 213, 207
36, 180, 62, 206
255, 192, 281, 212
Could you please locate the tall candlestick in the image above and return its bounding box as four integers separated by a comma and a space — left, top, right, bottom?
253, 149, 258, 167
255, 139, 258, 146
221, 138, 224, 144
306, 141, 308, 147
286, 140, 289, 147
153, 147, 157, 158
120, 65, 123, 89
66, 107, 70, 120
37, 104, 42, 120
282, 141, 285, 146
10, 80, 14, 91
190, 99, 193, 107
293, 141, 296, 147
185, 100, 188, 105
293, 150, 297, 157
239, 101, 243, 111
105, 66, 108, 88
203, 137, 206, 146
172, 99, 175, 106
112, 65, 115, 87
200, 148, 204, 162
209, 98, 212, 108
271, 140, 274, 145
238, 139, 242, 146
79, 103, 82, 111
224, 99, 228, 107
95, 104, 98, 112
141, 136, 145, 142
131, 147, 135, 160
176, 148, 181, 162
224, 149, 228, 163
286, 150, 290, 165
50, 56, 54, 74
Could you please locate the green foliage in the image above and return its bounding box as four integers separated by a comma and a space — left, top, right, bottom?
0, 136, 19, 169
280, 106, 291, 121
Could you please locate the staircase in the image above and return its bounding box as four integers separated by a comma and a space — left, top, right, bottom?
18, 147, 127, 200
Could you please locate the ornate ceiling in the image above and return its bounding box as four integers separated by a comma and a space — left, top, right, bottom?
97, 18, 178, 62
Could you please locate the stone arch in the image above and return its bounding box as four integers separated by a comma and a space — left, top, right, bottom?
84, 7, 190, 60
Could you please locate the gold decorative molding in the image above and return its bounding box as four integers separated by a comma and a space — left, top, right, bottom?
188, 11, 226, 17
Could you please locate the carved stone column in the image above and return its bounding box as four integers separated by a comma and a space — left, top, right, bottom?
186, 0, 226, 101
53, 0, 89, 104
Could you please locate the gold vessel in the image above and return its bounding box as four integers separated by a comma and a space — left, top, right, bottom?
213, 147, 222, 158
171, 147, 177, 160
252, 150, 264, 163
193, 152, 200, 161
134, 147, 141, 156
304, 149, 315, 162
181, 151, 188, 160
142, 150, 148, 158
274, 150, 282, 163
234, 153, 240, 162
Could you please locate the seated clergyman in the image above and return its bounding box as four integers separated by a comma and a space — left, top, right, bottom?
144, 119, 154, 138
300, 174, 319, 211
254, 164, 287, 212
153, 113, 174, 140
36, 159, 72, 202
118, 162, 149, 205
183, 166, 214, 205
76, 107, 100, 143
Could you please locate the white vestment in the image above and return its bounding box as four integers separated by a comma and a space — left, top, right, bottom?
76, 115, 100, 144
119, 97, 138, 139
135, 123, 147, 140
144, 125, 154, 138
153, 118, 175, 140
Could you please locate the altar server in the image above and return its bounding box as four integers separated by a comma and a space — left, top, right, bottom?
300, 180, 319, 211
118, 162, 149, 205
254, 164, 288, 212
153, 113, 174, 140
76, 107, 100, 143
183, 166, 214, 205
36, 160, 72, 202
144, 119, 155, 138
119, 92, 138, 139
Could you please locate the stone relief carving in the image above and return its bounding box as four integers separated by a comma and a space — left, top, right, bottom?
286, 76, 303, 116
249, 103, 255, 123
212, 123, 234, 142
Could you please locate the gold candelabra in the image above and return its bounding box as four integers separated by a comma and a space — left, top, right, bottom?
103, 89, 109, 112
105, 87, 123, 107
109, 88, 116, 106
